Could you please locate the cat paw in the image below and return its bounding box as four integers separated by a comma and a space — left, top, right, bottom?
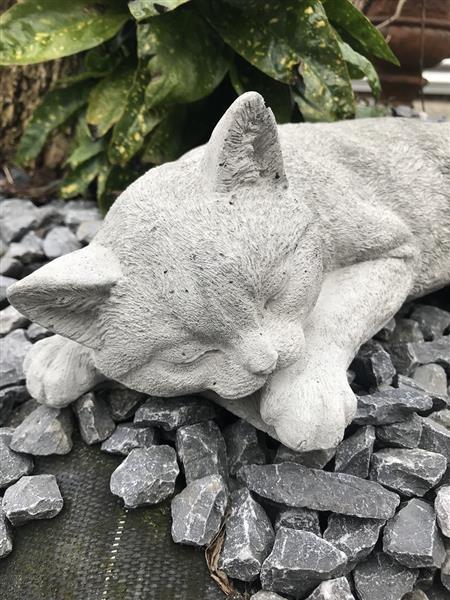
260, 363, 356, 452
24, 334, 104, 408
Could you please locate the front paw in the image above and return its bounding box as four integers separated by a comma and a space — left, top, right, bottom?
24, 334, 104, 408
260, 364, 356, 452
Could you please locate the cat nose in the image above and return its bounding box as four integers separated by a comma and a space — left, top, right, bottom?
247, 352, 278, 376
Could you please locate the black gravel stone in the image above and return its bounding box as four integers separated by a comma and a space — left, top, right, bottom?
134, 395, 217, 430
73, 392, 115, 445
274, 507, 321, 536
0, 385, 29, 426
223, 419, 266, 476
304, 577, 355, 600
410, 305, 450, 341
2, 474, 63, 525
323, 514, 384, 566
176, 420, 227, 484
353, 552, 418, 600
101, 423, 157, 455
99, 384, 146, 422
334, 425, 375, 478
10, 405, 73, 455
0, 329, 32, 387
390, 338, 450, 376
0, 437, 33, 488
274, 445, 335, 469
354, 388, 433, 425
351, 340, 396, 388
376, 414, 423, 449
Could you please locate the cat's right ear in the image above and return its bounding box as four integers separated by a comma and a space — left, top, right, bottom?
202, 91, 287, 193
7, 244, 121, 349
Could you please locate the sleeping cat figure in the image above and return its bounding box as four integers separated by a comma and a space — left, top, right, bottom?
8, 92, 450, 451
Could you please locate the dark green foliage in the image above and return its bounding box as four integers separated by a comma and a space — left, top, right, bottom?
0, 0, 397, 210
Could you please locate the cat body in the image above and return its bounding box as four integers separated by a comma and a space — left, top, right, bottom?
8, 93, 450, 451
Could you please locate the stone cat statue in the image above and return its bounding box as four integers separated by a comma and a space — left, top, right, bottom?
8, 92, 450, 451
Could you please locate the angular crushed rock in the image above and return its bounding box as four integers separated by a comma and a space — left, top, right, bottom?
26, 322, 51, 342
413, 364, 448, 403
2, 474, 63, 525
223, 419, 265, 476
8, 231, 44, 264
73, 393, 115, 445
376, 414, 423, 449
0, 199, 57, 244
99, 384, 146, 422
353, 553, 418, 600
219, 487, 274, 581
275, 507, 321, 536
0, 437, 33, 488
250, 593, 287, 600
0, 275, 17, 308
0, 305, 29, 336
305, 577, 355, 600
110, 446, 179, 508
370, 448, 447, 497
0, 255, 22, 278
384, 498, 445, 569
375, 316, 396, 342
323, 514, 384, 566
76, 220, 101, 244
410, 305, 450, 341
274, 445, 335, 469
429, 409, 450, 429
390, 318, 425, 344
442, 545, 450, 592
101, 423, 156, 455
419, 417, 450, 461
395, 373, 447, 410
171, 474, 228, 546
134, 395, 216, 430
176, 420, 227, 484
0, 500, 13, 558
334, 425, 375, 478
0, 385, 29, 426
435, 486, 450, 538
391, 338, 450, 376
352, 340, 396, 388
0, 329, 32, 387
238, 463, 399, 519
354, 387, 432, 425
10, 405, 73, 455
43, 226, 81, 259
260, 527, 347, 597
61, 199, 101, 227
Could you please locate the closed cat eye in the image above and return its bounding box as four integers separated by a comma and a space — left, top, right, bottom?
157, 348, 220, 365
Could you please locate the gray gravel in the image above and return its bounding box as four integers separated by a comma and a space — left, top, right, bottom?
2, 474, 63, 525
10, 405, 73, 455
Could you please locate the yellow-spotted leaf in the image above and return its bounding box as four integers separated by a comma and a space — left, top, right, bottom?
66, 116, 106, 170
60, 155, 105, 199
338, 40, 380, 98
0, 0, 130, 65
128, 0, 190, 20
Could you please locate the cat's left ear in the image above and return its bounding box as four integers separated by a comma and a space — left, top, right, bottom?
202, 91, 287, 192
7, 244, 121, 349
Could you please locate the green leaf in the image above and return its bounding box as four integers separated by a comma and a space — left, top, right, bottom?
140, 5, 229, 109
128, 0, 190, 20
66, 116, 106, 169
87, 66, 135, 137
108, 66, 166, 165
60, 155, 105, 199
0, 0, 130, 65
338, 40, 380, 98
355, 103, 390, 119
322, 0, 399, 65
141, 108, 187, 164
198, 0, 354, 122
15, 81, 94, 166
229, 58, 293, 124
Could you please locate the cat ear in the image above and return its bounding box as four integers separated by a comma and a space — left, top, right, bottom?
202, 91, 287, 192
7, 244, 121, 349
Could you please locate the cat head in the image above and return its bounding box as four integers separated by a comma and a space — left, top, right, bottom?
8, 92, 323, 400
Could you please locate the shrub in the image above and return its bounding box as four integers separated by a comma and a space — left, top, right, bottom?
0, 0, 397, 211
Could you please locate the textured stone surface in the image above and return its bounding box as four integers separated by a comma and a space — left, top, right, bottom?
110, 446, 179, 508
134, 396, 216, 430
353, 553, 418, 600
391, 338, 450, 376
435, 486, 450, 538
62, 199, 101, 227
403, 592, 432, 600
419, 417, 450, 461
251, 593, 287, 600
73, 393, 115, 445
0, 329, 32, 387
334, 425, 375, 478
390, 318, 425, 344
0, 500, 13, 558
171, 474, 228, 546
238, 463, 399, 519
442, 544, 450, 591
383, 499, 445, 568
176, 420, 227, 484
76, 220, 101, 244
370, 448, 447, 497
274, 445, 335, 469
26, 322, 51, 342
429, 409, 450, 429
0, 385, 29, 426
0, 275, 16, 308
101, 423, 156, 455
10, 405, 73, 455
376, 414, 423, 449
223, 419, 265, 476
305, 577, 355, 600
43, 226, 81, 259
260, 527, 347, 597
219, 487, 274, 581
413, 364, 448, 404
100, 384, 146, 422
2, 474, 63, 525
0, 437, 33, 488
275, 507, 321, 536
0, 305, 29, 336
0, 199, 56, 244
354, 388, 433, 425
410, 305, 450, 341
375, 317, 396, 341
323, 514, 384, 565
352, 340, 396, 388
8, 231, 44, 264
